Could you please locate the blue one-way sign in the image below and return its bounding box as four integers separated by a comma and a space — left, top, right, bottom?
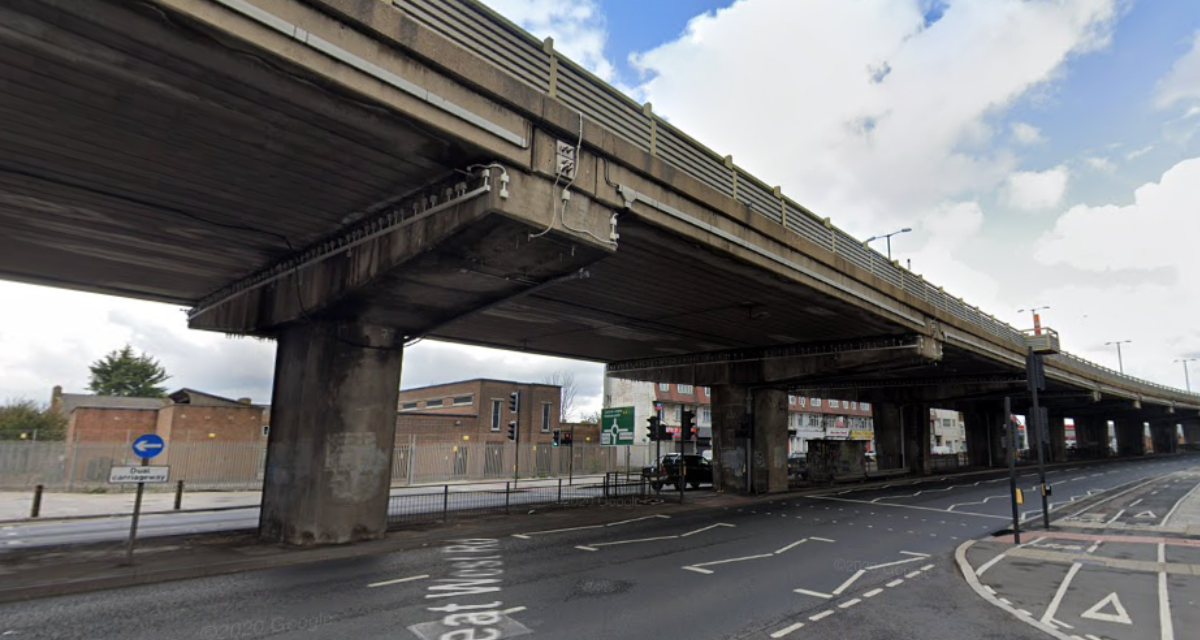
131, 434, 165, 459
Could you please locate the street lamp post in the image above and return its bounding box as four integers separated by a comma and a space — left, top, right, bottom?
1175, 358, 1197, 392
1105, 340, 1132, 374
1017, 306, 1051, 335
864, 228, 912, 261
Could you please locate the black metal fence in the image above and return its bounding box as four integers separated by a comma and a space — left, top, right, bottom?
386, 476, 650, 529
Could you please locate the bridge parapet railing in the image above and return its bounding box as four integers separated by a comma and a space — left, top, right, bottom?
392, 0, 1199, 403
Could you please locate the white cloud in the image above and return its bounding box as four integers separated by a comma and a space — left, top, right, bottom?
1011, 122, 1046, 145
1126, 145, 1154, 160
1156, 31, 1200, 110
1084, 156, 1116, 172
630, 0, 1117, 236
1006, 166, 1070, 210
1031, 157, 1200, 384
481, 0, 617, 82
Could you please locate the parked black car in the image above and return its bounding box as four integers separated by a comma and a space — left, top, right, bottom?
642, 454, 713, 490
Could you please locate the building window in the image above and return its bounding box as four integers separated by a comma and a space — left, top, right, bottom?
851, 401, 858, 410
704, 387, 710, 397
812, 398, 822, 408
541, 403, 551, 432
261, 426, 269, 437
659, 383, 670, 392
700, 407, 711, 424
678, 384, 693, 394
400, 401, 419, 411
452, 395, 473, 407
840, 400, 849, 409
861, 402, 870, 412
788, 395, 796, 405
426, 399, 444, 408
797, 397, 806, 408
943, 418, 954, 428
491, 400, 502, 431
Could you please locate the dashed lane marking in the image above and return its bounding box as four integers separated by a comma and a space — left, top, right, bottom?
838, 598, 861, 609
367, 574, 429, 588
886, 579, 904, 587
904, 571, 921, 579
810, 536, 836, 543
770, 622, 805, 638
863, 588, 883, 598
809, 610, 835, 622
512, 514, 670, 538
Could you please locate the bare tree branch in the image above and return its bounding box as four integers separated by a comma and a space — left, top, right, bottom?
542, 369, 578, 422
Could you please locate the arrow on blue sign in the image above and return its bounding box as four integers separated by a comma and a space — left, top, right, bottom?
131, 434, 165, 458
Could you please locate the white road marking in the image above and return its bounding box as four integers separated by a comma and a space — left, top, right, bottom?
886, 579, 904, 587
1128, 498, 1143, 508
1159, 543, 1175, 640
810, 496, 1008, 519
809, 610, 835, 622
770, 622, 805, 638
1133, 510, 1158, 519
810, 536, 836, 543
863, 588, 883, 598
900, 551, 930, 557
775, 540, 808, 554
1080, 592, 1132, 625
680, 523, 735, 537
1086, 541, 1102, 554
1085, 635, 1104, 640
833, 570, 865, 595
999, 598, 1013, 605
920, 564, 934, 571
367, 574, 429, 588
499, 606, 526, 615
1106, 510, 1126, 524
513, 514, 670, 538
682, 566, 713, 574
683, 553, 773, 573
793, 588, 833, 599
838, 598, 861, 609
1041, 562, 1082, 627
1017, 609, 1033, 617
904, 571, 921, 579
866, 556, 925, 571
1163, 480, 1200, 525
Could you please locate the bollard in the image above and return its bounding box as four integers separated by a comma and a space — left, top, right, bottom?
174, 480, 184, 510
505, 481, 511, 514
442, 484, 449, 521
30, 484, 43, 518
557, 478, 562, 503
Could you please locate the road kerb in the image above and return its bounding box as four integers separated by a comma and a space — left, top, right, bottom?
955, 539, 1074, 640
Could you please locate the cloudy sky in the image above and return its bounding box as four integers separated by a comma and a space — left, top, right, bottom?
3, 0, 1200, 417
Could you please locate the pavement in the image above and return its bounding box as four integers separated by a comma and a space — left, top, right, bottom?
0, 454, 1195, 640
958, 465, 1200, 640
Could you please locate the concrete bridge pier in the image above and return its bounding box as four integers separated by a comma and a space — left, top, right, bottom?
869, 402, 930, 475
1149, 422, 1178, 454
961, 403, 1005, 468
1184, 421, 1200, 446
1114, 418, 1146, 457
710, 385, 788, 495
260, 320, 404, 546
1047, 414, 1067, 463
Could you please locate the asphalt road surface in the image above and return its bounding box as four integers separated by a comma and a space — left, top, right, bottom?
0, 455, 1196, 640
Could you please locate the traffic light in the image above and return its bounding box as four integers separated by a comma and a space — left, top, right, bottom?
682, 410, 696, 441
508, 391, 520, 413
647, 416, 662, 441
507, 420, 518, 441
561, 431, 573, 447
552, 429, 562, 447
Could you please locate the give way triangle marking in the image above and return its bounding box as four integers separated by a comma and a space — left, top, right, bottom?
1133, 510, 1157, 519
1080, 592, 1132, 625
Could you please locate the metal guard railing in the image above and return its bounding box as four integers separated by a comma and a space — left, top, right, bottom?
388, 0, 1198, 404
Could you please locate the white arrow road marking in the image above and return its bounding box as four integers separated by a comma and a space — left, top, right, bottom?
1080, 592, 1132, 625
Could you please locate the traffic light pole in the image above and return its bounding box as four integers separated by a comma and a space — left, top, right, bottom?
1005, 396, 1021, 545
568, 425, 575, 486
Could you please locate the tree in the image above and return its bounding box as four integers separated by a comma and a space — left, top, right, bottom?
87, 345, 170, 397
0, 399, 67, 441
579, 410, 601, 425
542, 369, 579, 422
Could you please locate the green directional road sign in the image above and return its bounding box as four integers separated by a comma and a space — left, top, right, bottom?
600, 407, 635, 446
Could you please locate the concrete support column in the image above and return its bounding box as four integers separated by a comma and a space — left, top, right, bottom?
1072, 416, 1104, 460
711, 384, 749, 493
871, 403, 904, 470
902, 404, 931, 475
1047, 414, 1067, 463
1114, 419, 1145, 457
260, 320, 403, 546
751, 388, 789, 494
962, 403, 1003, 468
1183, 422, 1200, 446
1149, 423, 1177, 454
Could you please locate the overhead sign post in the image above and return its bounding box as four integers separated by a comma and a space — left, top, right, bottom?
117, 434, 169, 566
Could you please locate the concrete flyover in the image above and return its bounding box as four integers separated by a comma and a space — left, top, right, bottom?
1, 0, 1197, 544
